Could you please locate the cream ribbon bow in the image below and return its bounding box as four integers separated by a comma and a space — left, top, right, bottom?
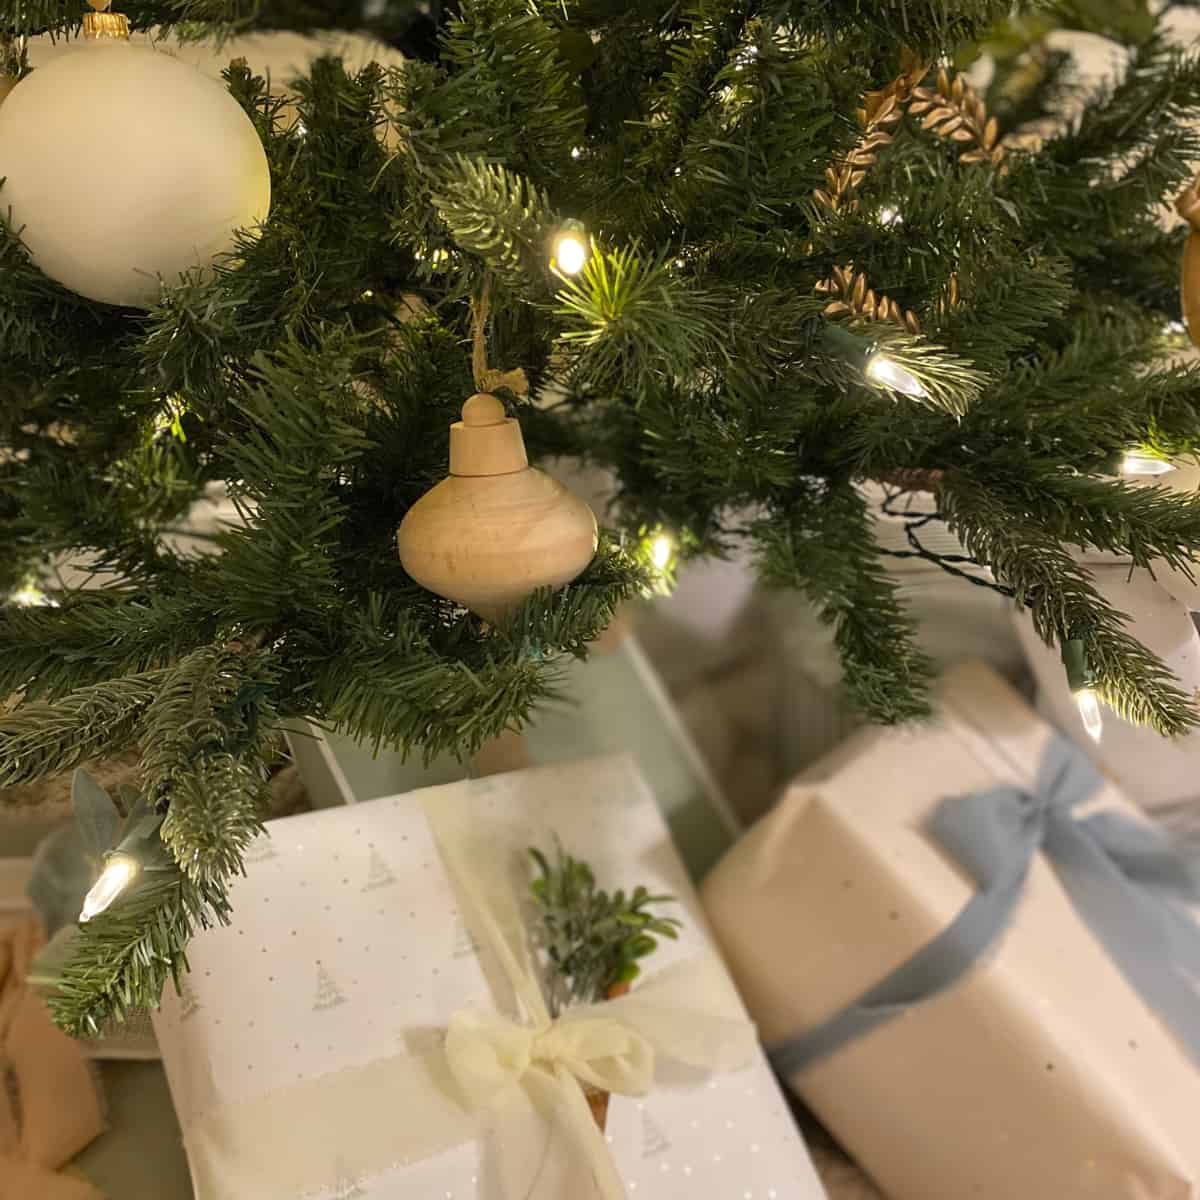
446, 1009, 656, 1104
426, 787, 759, 1200
441, 955, 757, 1200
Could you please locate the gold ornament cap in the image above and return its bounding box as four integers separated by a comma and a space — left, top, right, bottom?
449, 393, 528, 477
84, 0, 130, 39
83, 10, 130, 37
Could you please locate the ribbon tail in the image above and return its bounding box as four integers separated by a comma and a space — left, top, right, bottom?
551, 1064, 627, 1200
579, 956, 758, 1077
770, 860, 1031, 1077
482, 1067, 624, 1200
1047, 810, 1200, 1069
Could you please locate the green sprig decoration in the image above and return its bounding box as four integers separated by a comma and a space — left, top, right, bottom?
529, 841, 681, 1017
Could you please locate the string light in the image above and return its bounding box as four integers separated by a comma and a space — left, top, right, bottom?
8, 577, 53, 607
877, 206, 903, 227
1074, 688, 1104, 743
1061, 638, 1103, 743
552, 223, 589, 276
651, 533, 675, 571
1121, 452, 1173, 477
865, 352, 929, 399
79, 855, 138, 923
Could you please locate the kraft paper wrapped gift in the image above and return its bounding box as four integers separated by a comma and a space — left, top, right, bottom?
702, 661, 1200, 1200
151, 754, 826, 1200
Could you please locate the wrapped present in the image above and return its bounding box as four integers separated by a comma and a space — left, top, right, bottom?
1, 856, 189, 1199
152, 754, 825, 1200
702, 661, 1200, 1200
0, 908, 107, 1200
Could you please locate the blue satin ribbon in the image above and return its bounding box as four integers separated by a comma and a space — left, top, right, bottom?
768, 735, 1200, 1077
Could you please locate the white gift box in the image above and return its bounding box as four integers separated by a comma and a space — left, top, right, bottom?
703, 661, 1200, 1200
152, 754, 826, 1200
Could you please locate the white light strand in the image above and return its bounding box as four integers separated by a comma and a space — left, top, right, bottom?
79, 855, 139, 922
650, 533, 675, 571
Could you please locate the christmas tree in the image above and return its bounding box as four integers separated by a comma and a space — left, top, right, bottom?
3, 0, 1200, 1034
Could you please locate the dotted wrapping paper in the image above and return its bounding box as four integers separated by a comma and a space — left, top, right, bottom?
152, 753, 826, 1200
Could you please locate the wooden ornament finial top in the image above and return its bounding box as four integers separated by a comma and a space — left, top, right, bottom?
449, 393, 528, 477
461, 393, 507, 427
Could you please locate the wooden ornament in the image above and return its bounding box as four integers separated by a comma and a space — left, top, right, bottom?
396, 394, 598, 622
1177, 182, 1200, 347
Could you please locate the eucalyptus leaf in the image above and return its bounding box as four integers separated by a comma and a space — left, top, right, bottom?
27, 925, 83, 992
72, 769, 120, 859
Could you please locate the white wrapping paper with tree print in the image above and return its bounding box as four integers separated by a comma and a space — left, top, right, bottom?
702, 661, 1200, 1200
151, 753, 825, 1200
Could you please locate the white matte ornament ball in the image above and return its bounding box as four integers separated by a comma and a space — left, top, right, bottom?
0, 40, 271, 307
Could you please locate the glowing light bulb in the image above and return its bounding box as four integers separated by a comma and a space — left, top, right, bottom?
650, 534, 675, 571
9, 582, 50, 606
79, 855, 138, 923
570, 146, 583, 160
865, 353, 928, 399
1121, 453, 1173, 477
877, 206, 903, 227
1074, 688, 1104, 743
553, 229, 588, 276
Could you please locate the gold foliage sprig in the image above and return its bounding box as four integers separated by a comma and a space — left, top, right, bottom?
908, 67, 1004, 167
814, 52, 928, 217
816, 265, 922, 334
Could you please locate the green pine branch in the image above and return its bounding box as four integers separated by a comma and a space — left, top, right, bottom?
0, 670, 169, 787
555, 244, 727, 392
938, 472, 1199, 736
754, 484, 937, 724
141, 644, 277, 889
427, 154, 557, 288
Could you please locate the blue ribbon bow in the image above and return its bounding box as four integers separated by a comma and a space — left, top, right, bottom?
769, 736, 1200, 1077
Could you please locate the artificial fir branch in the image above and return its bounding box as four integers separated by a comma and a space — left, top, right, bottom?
938, 473, 1199, 737
753, 484, 937, 724
141, 644, 278, 889
0, 671, 169, 787
428, 155, 557, 289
